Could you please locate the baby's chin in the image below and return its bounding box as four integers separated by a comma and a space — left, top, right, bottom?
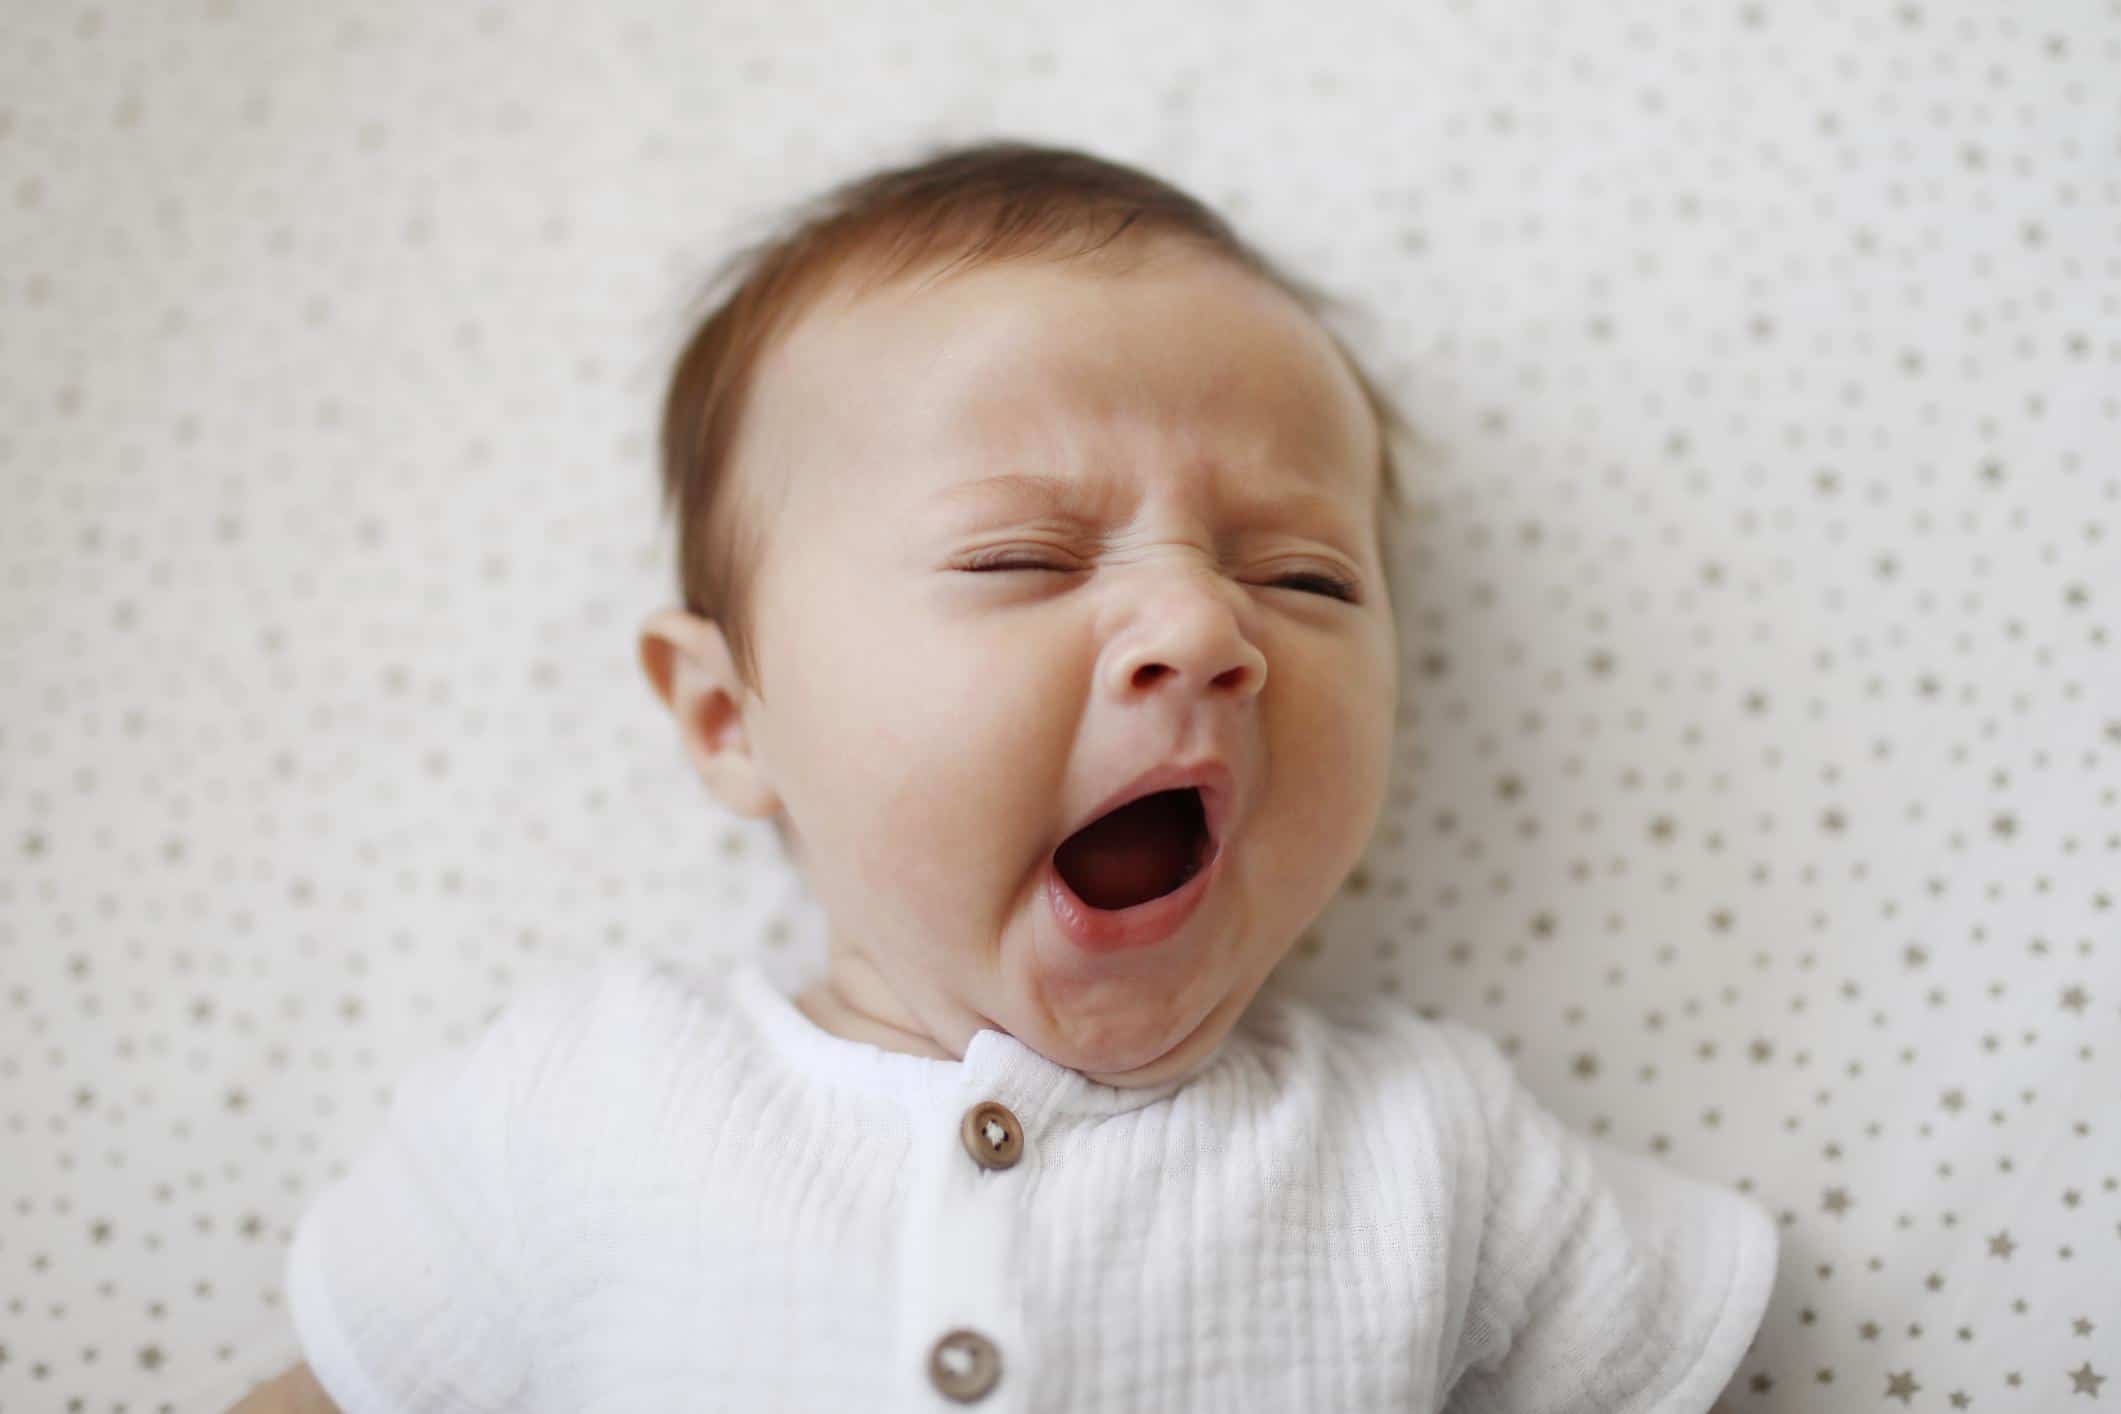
1016, 984, 1247, 1090
1075, 1035, 1230, 1090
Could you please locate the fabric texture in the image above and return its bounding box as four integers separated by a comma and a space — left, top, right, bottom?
285, 952, 1780, 1413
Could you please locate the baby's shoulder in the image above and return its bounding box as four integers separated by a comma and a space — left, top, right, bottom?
1257, 983, 1505, 1078
462, 951, 751, 1101
1245, 985, 1513, 1132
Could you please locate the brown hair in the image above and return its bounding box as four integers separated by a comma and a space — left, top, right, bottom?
656, 137, 1415, 706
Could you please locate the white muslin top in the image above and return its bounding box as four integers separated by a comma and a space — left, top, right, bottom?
284, 951, 1779, 1413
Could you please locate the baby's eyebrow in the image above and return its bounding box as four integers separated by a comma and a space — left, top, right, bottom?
930, 472, 1115, 520
933, 471, 1357, 539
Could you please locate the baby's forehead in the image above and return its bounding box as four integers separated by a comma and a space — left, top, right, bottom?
744, 253, 1382, 528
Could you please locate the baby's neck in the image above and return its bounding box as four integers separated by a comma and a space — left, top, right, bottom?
793, 978, 960, 1062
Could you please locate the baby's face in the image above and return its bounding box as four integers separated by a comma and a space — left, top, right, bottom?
686, 241, 1397, 1086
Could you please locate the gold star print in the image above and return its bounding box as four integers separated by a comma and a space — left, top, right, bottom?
1885, 1368, 1919, 1402
2069, 1362, 2106, 1396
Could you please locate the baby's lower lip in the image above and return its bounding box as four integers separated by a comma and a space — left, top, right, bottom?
1042, 840, 1222, 955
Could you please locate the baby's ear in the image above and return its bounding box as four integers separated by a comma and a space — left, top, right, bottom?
636, 607, 781, 822
637, 606, 718, 712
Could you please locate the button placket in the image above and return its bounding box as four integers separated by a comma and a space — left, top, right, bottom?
890, 1076, 1036, 1408
914, 1096, 1026, 1403
895, 1036, 1050, 1411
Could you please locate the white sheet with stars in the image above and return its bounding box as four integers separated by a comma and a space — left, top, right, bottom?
0, 1, 2113, 1410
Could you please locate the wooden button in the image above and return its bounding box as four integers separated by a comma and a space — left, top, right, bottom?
959, 1100, 1023, 1171
928, 1327, 1003, 1402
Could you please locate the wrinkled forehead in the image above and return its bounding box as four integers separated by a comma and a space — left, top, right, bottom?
754, 250, 1381, 519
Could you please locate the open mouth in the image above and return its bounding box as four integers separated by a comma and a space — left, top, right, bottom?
1052, 787, 1213, 912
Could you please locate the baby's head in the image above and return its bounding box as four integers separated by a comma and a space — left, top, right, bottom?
639, 139, 1413, 1089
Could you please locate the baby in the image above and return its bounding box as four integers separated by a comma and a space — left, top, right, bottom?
237, 139, 1778, 1413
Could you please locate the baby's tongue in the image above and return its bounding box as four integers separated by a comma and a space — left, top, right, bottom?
1054, 790, 1198, 910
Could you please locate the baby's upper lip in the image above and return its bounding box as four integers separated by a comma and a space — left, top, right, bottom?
1061, 759, 1236, 853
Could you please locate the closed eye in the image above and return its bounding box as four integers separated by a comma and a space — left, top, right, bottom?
959, 558, 1359, 604
1271, 572, 1360, 603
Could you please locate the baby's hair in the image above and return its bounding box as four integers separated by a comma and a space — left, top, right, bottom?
654, 138, 1416, 857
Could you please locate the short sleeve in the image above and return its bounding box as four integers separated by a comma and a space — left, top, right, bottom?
284, 965, 591, 1414
1439, 1023, 1780, 1414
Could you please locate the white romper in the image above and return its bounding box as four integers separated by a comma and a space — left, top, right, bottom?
286, 951, 1779, 1412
